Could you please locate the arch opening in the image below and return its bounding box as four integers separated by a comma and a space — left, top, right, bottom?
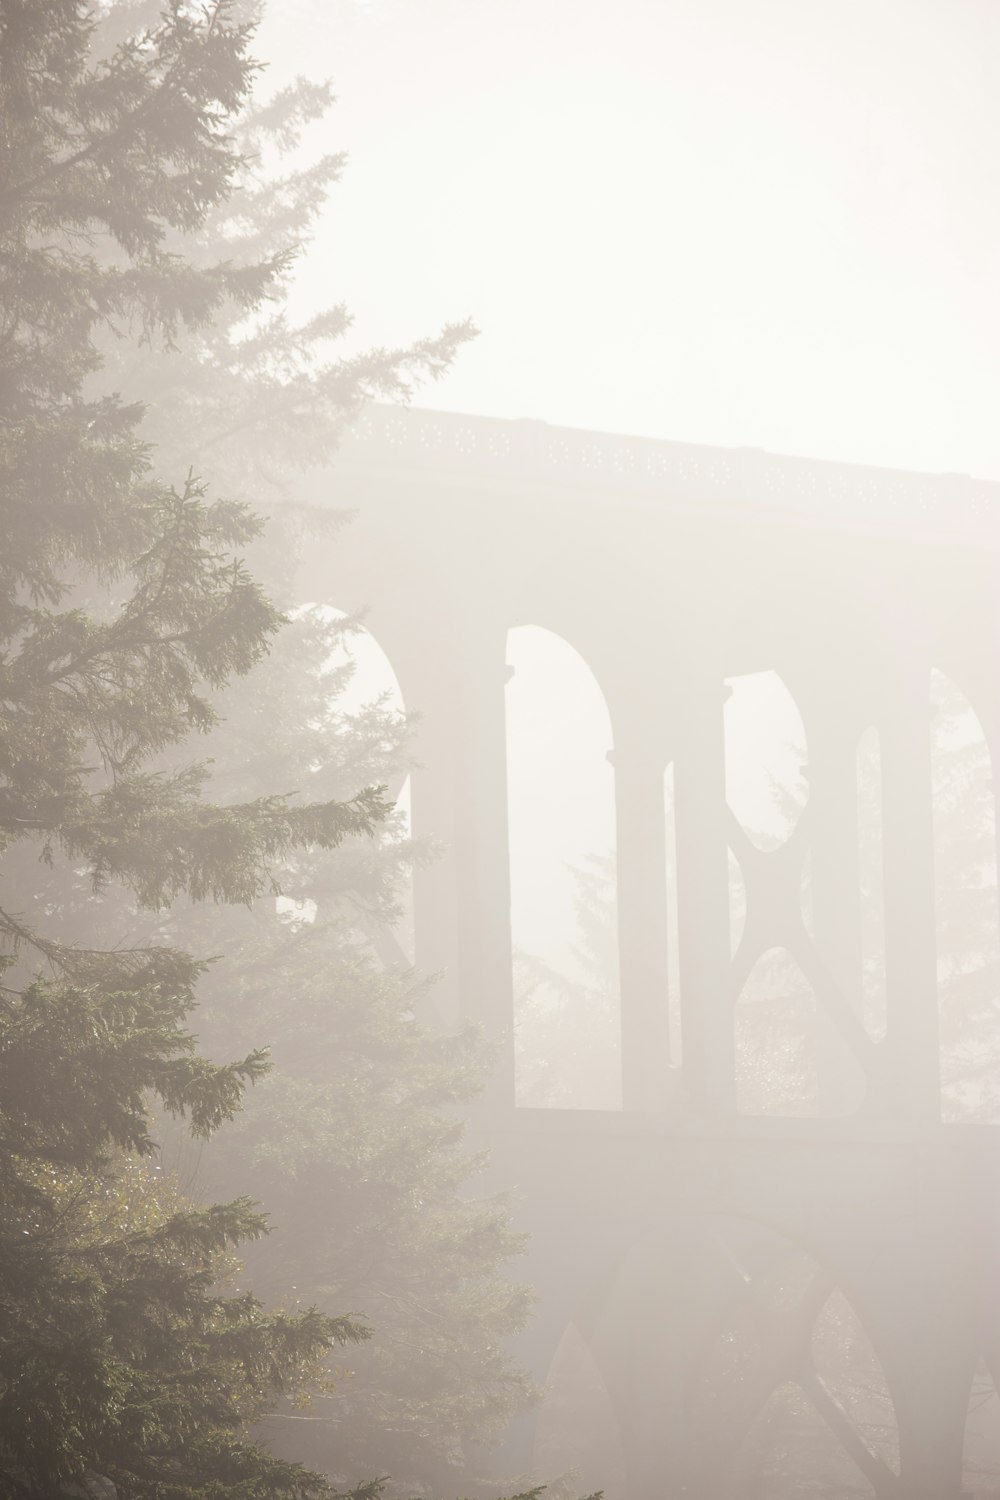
532, 1319, 626, 1500
963, 1358, 1000, 1495
735, 946, 820, 1118
695, 1219, 899, 1499
282, 604, 414, 967
931, 670, 1000, 1124
724, 670, 808, 852
506, 625, 621, 1109
857, 726, 887, 1042
729, 845, 748, 959
664, 762, 683, 1064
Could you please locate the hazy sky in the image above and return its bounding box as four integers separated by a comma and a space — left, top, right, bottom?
258, 0, 1000, 479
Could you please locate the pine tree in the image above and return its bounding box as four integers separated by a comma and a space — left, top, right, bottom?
0, 4, 412, 1495
47, 9, 537, 1487
150, 610, 539, 1495
0, 4, 544, 1497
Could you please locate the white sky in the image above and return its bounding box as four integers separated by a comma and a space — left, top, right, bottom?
258, 0, 1000, 479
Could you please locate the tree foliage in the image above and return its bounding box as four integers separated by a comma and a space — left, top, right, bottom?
47, 8, 532, 1485
0, 3, 546, 1498
0, 3, 441, 1495
159, 611, 539, 1494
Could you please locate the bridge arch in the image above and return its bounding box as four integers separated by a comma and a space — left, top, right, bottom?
527, 1207, 906, 1500
689, 1217, 901, 1499
930, 667, 1000, 1124
532, 1318, 627, 1499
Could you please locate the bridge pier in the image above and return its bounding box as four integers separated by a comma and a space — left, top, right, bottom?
610, 726, 673, 1112
672, 678, 734, 1119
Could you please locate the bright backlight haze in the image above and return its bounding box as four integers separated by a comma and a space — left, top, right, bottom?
259, 0, 1000, 478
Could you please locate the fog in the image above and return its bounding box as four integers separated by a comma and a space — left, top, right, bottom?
301, 402, 1000, 1498
257, 0, 1000, 478
4, 4, 1000, 1500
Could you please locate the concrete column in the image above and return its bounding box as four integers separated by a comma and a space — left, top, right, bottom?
393, 624, 464, 1030
609, 733, 672, 1113
865, 1157, 982, 1500
450, 618, 516, 1111
397, 610, 514, 1115
673, 678, 734, 1117
806, 713, 868, 1114
879, 657, 939, 1123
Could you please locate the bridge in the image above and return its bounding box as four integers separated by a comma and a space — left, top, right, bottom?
292, 405, 1000, 1500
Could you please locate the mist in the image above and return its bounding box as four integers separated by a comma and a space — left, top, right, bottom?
2, 5, 999, 1500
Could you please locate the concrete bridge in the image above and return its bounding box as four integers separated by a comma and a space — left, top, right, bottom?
293, 406, 1000, 1500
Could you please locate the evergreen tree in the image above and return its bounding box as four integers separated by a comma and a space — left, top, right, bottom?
0, 4, 543, 1497
153, 609, 538, 1495
56, 10, 536, 1487
0, 4, 436, 1495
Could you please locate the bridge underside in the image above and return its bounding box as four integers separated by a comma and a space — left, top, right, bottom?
478, 1115, 1000, 1499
